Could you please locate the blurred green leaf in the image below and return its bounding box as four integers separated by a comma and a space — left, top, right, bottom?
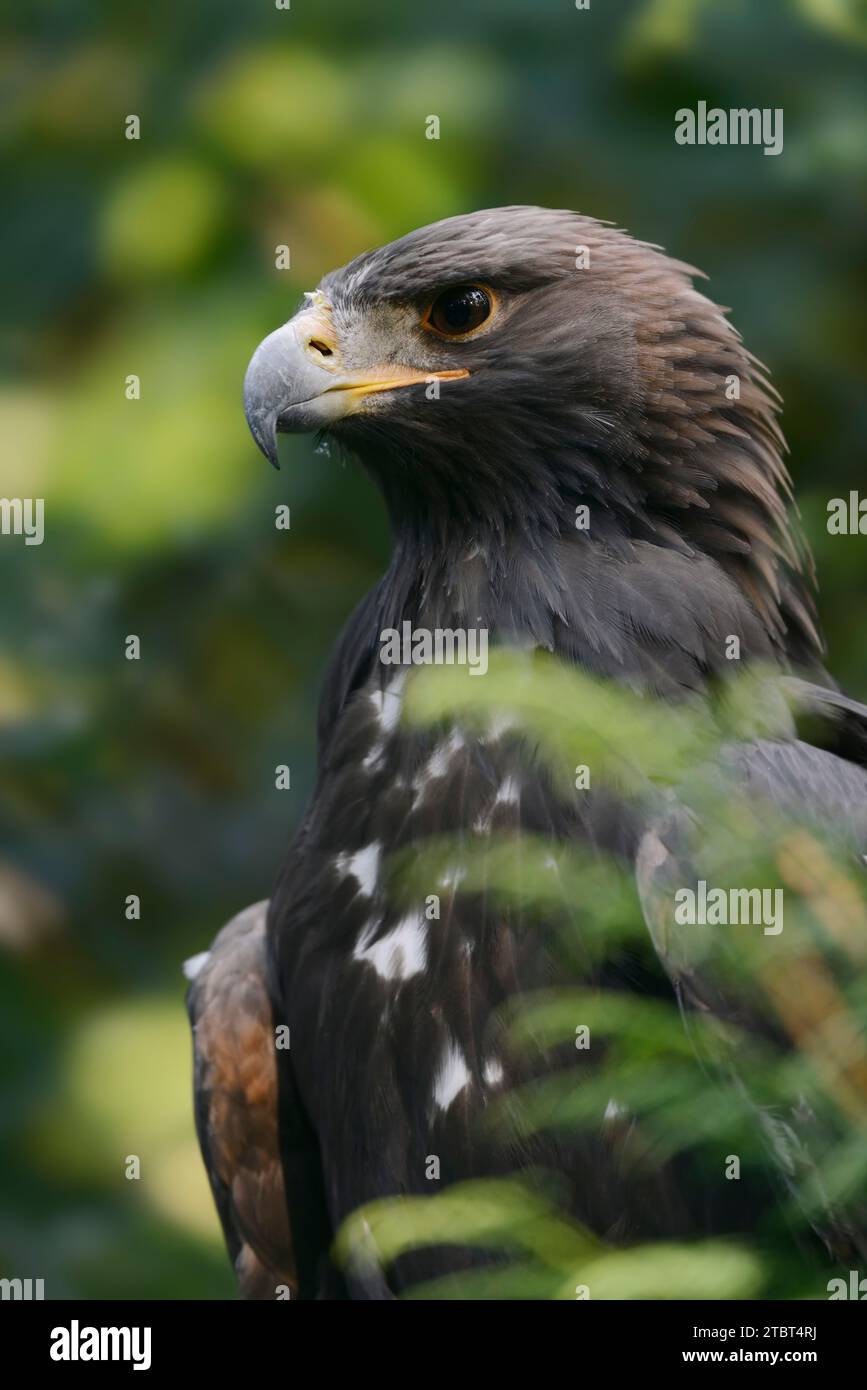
101, 159, 226, 279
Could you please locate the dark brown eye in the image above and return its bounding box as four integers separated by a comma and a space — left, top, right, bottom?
425, 284, 493, 337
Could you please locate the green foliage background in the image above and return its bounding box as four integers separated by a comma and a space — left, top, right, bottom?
0, 0, 865, 1297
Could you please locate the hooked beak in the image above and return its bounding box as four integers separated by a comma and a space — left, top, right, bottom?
243, 296, 470, 468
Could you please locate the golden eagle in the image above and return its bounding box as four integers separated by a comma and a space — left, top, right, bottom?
187, 208, 867, 1298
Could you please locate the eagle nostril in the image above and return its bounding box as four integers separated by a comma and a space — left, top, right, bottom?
308, 338, 334, 358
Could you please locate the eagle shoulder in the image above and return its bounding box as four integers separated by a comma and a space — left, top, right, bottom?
186, 901, 297, 1299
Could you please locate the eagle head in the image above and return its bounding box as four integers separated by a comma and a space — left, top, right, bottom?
244, 205, 819, 666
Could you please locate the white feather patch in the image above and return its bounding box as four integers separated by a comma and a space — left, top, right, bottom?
483, 1057, 504, 1088
335, 843, 381, 898
353, 911, 427, 982
433, 1037, 472, 1110
183, 951, 210, 982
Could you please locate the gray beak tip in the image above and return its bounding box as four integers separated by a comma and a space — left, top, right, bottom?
244, 317, 338, 465
260, 425, 281, 472
246, 406, 281, 471
243, 352, 282, 469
